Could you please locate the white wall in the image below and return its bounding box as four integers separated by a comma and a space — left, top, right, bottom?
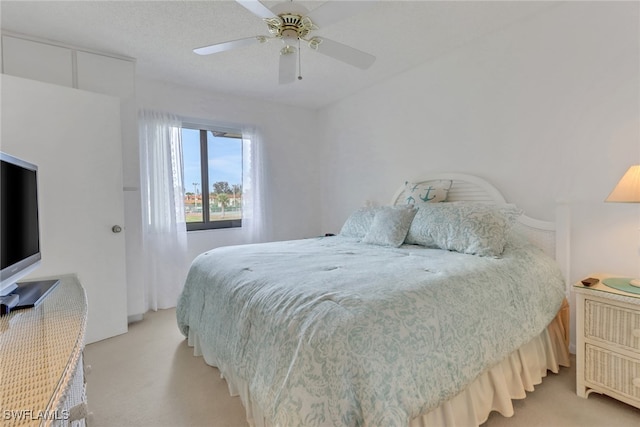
135, 77, 322, 274
317, 2, 640, 348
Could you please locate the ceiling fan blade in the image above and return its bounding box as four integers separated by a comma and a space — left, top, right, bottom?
307, 1, 377, 28
310, 37, 375, 69
194, 36, 268, 55
236, 0, 278, 20
279, 48, 297, 84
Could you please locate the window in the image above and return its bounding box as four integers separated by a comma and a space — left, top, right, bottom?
181, 124, 243, 231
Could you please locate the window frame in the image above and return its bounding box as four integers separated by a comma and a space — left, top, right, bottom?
182, 123, 243, 232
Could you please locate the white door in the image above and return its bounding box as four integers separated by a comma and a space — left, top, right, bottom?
1, 74, 128, 343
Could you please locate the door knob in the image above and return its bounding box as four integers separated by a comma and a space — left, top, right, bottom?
112, 225, 122, 233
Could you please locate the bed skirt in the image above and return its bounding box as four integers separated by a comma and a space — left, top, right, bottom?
186, 298, 570, 427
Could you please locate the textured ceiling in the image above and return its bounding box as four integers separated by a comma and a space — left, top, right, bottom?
1, 1, 557, 109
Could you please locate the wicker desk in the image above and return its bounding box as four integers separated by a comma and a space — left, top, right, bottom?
574, 273, 640, 410
0, 274, 88, 426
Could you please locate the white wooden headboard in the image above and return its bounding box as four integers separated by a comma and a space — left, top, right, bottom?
391, 173, 557, 260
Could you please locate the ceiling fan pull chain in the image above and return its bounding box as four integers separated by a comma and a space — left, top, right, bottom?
297, 38, 303, 80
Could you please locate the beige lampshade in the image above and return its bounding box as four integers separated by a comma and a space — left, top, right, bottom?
606, 165, 640, 203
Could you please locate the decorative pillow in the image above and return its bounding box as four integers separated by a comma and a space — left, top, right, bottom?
362, 206, 417, 247
339, 207, 378, 238
402, 180, 452, 206
405, 202, 522, 257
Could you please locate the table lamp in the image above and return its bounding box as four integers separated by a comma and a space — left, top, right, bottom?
605, 164, 640, 287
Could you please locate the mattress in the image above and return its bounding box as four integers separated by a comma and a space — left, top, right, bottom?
177, 235, 567, 426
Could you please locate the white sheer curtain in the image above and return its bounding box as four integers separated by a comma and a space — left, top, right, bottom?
242, 126, 268, 243
139, 110, 188, 311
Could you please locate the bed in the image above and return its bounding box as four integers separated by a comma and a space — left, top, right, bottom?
176, 173, 571, 427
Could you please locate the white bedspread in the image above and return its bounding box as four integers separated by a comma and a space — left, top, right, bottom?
176, 236, 565, 427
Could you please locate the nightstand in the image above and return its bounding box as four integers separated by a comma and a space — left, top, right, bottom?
574, 273, 640, 409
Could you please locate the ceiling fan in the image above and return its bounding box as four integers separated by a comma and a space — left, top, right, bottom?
193, 0, 377, 84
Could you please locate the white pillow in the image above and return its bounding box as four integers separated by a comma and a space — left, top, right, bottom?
362, 206, 417, 247
339, 207, 378, 238
405, 202, 522, 257
402, 180, 452, 206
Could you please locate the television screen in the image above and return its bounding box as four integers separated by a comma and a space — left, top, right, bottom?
0, 152, 41, 296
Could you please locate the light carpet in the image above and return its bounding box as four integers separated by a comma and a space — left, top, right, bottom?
84, 308, 640, 427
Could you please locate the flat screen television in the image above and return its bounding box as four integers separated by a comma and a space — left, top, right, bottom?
0, 152, 42, 297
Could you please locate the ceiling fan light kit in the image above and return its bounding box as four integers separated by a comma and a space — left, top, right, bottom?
194, 0, 376, 84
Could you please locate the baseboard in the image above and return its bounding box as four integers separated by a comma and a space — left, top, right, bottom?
127, 313, 144, 324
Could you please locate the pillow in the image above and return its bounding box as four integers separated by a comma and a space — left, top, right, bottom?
362, 206, 417, 247
339, 207, 378, 238
402, 180, 452, 206
405, 202, 522, 257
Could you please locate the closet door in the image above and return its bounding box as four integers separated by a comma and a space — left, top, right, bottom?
1, 74, 127, 344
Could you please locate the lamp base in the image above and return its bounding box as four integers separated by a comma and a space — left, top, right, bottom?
630, 278, 640, 288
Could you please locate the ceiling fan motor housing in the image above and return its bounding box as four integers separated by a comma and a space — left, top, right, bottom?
267, 12, 313, 45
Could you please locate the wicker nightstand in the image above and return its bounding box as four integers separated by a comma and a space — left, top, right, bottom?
574, 273, 640, 409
